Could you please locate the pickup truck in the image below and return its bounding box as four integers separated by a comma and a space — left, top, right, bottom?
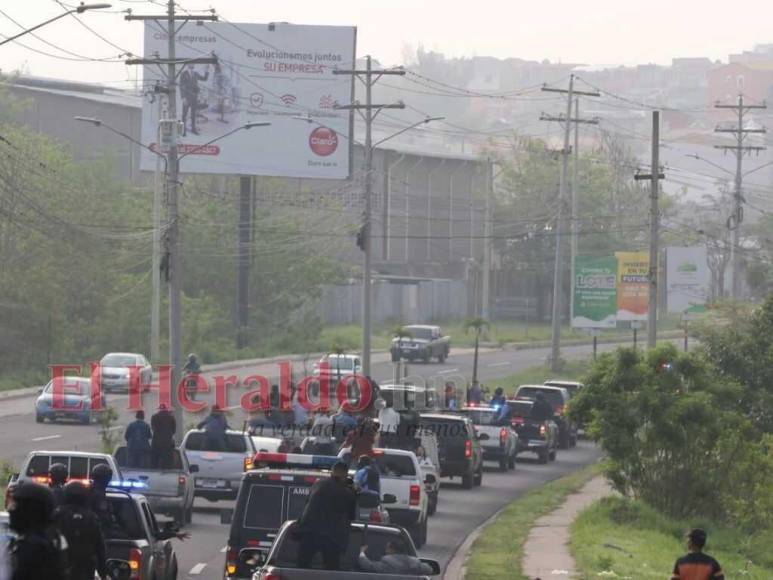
181, 429, 257, 501
114, 446, 197, 526
391, 325, 450, 364
252, 520, 440, 579
506, 399, 559, 464
6, 451, 120, 504
419, 413, 484, 490
457, 406, 518, 471
416, 431, 440, 516
514, 385, 577, 449
338, 447, 429, 548
103, 488, 180, 580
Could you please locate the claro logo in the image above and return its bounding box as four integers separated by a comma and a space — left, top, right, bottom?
309, 127, 338, 157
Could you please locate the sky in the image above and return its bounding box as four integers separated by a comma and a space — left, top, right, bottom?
3, 0, 773, 87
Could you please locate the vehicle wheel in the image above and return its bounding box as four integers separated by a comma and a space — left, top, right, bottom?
410, 518, 427, 548
437, 352, 446, 364
185, 504, 193, 525
81, 413, 91, 425
570, 434, 578, 447
35, 414, 44, 423
473, 467, 483, 486
427, 493, 437, 516
498, 457, 508, 472
508, 454, 516, 470
461, 470, 474, 489
538, 449, 549, 464
559, 430, 570, 450
549, 449, 557, 462
169, 556, 178, 580
423, 352, 430, 364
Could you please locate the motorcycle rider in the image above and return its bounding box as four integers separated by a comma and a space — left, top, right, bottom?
55, 481, 106, 580
48, 463, 68, 507
182, 353, 201, 375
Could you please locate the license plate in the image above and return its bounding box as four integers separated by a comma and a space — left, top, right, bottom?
197, 478, 227, 489
529, 440, 545, 446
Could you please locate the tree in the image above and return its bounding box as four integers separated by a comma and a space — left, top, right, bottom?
465, 317, 489, 386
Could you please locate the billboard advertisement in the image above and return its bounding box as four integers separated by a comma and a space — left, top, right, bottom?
140, 22, 356, 178
616, 251, 649, 321
666, 246, 710, 314
572, 255, 618, 328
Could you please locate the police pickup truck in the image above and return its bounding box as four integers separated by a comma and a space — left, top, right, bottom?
114, 446, 197, 526
253, 520, 440, 579
223, 453, 395, 580
506, 399, 559, 464
181, 429, 257, 501
456, 406, 518, 471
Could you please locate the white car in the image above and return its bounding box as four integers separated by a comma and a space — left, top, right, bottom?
313, 353, 362, 380
99, 352, 152, 393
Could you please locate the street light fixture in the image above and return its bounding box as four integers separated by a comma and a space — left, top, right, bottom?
74, 116, 165, 163
177, 122, 271, 160
0, 4, 112, 48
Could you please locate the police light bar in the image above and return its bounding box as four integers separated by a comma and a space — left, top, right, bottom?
252, 452, 340, 470
109, 479, 149, 490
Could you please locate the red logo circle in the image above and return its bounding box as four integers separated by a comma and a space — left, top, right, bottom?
309, 127, 338, 156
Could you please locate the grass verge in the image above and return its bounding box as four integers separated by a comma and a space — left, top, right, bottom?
572, 496, 773, 579
464, 462, 601, 580
485, 360, 590, 396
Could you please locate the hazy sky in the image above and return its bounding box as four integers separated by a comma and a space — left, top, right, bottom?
3, 0, 773, 86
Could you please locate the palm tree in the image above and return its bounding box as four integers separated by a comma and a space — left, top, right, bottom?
465, 317, 489, 387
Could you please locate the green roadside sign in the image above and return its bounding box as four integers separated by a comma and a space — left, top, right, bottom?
572, 255, 618, 329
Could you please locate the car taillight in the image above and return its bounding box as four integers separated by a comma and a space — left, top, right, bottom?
539, 423, 547, 437
499, 428, 508, 444
369, 509, 383, 523
31, 476, 50, 485
464, 439, 472, 458
128, 547, 142, 580
244, 457, 253, 471
4, 487, 12, 510
260, 567, 281, 580
512, 417, 524, 427
178, 475, 186, 487
225, 546, 238, 576
409, 484, 421, 506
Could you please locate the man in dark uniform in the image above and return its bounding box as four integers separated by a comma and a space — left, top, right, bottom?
151, 404, 176, 469
295, 462, 356, 570
7, 482, 66, 580
48, 463, 68, 507
55, 481, 106, 580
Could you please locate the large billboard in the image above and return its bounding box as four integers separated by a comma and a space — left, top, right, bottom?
140, 22, 356, 178
616, 251, 649, 321
572, 255, 618, 328
666, 246, 710, 314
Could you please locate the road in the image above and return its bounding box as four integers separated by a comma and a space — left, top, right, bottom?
0, 341, 611, 578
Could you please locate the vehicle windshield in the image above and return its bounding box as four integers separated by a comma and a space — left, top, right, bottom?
43, 378, 90, 395
460, 409, 499, 426
243, 483, 287, 530
507, 401, 534, 417
405, 327, 433, 340
516, 387, 565, 408
419, 418, 469, 440
340, 452, 416, 477
101, 354, 138, 367
184, 432, 247, 453
273, 523, 408, 570
325, 356, 354, 370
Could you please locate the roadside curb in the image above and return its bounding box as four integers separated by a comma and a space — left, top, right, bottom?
443, 503, 509, 580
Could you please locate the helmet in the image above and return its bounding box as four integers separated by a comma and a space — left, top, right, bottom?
9, 482, 55, 532
91, 463, 113, 488
49, 463, 68, 487
63, 481, 90, 507
187, 353, 197, 362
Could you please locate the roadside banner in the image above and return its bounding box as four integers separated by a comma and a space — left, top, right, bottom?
572, 255, 618, 328
615, 251, 649, 321
666, 246, 710, 314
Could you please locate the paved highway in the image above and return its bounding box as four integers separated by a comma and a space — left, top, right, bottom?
0, 342, 612, 578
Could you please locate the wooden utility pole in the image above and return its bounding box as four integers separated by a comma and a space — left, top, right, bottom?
714, 95, 766, 299
236, 176, 252, 347
540, 75, 599, 370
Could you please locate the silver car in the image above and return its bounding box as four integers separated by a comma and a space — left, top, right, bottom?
100, 352, 152, 393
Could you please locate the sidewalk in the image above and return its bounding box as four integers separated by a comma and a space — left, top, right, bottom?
521, 476, 613, 579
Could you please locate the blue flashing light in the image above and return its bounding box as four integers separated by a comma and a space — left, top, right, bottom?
109, 479, 148, 490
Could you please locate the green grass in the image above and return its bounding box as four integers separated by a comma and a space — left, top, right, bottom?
486, 359, 590, 396
464, 463, 601, 580
572, 496, 773, 579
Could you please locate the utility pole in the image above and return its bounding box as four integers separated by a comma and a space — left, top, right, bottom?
481, 159, 493, 320
540, 75, 599, 370
634, 111, 665, 348
126, 2, 218, 442
714, 95, 766, 300
237, 176, 252, 348
334, 56, 405, 376
150, 85, 167, 363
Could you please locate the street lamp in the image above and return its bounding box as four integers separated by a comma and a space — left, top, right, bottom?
75, 116, 164, 163
0, 4, 112, 48
177, 122, 271, 160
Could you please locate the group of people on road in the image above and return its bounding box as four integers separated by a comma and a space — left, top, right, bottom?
123, 406, 177, 469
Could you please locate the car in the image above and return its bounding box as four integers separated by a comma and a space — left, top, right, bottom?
103, 488, 180, 580
506, 399, 559, 463
544, 379, 585, 436
99, 352, 152, 393
419, 413, 484, 489
35, 376, 103, 424
250, 520, 440, 579
114, 446, 197, 526
391, 325, 451, 364
378, 382, 439, 413
313, 353, 362, 381
223, 452, 394, 579
514, 385, 577, 449
338, 447, 430, 548
181, 429, 258, 501
457, 406, 518, 471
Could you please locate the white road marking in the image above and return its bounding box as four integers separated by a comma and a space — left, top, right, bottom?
488, 362, 512, 368
220, 546, 228, 553
188, 563, 207, 575
438, 368, 460, 375
107, 425, 124, 432
32, 434, 61, 442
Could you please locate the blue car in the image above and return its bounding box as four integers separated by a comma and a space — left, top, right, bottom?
35, 377, 102, 424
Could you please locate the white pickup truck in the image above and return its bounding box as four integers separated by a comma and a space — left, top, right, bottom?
113, 446, 197, 526
339, 447, 429, 548
181, 429, 257, 502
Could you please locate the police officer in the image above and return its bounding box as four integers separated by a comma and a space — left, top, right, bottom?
55, 482, 106, 580
48, 463, 68, 507
7, 482, 67, 580
89, 464, 114, 532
